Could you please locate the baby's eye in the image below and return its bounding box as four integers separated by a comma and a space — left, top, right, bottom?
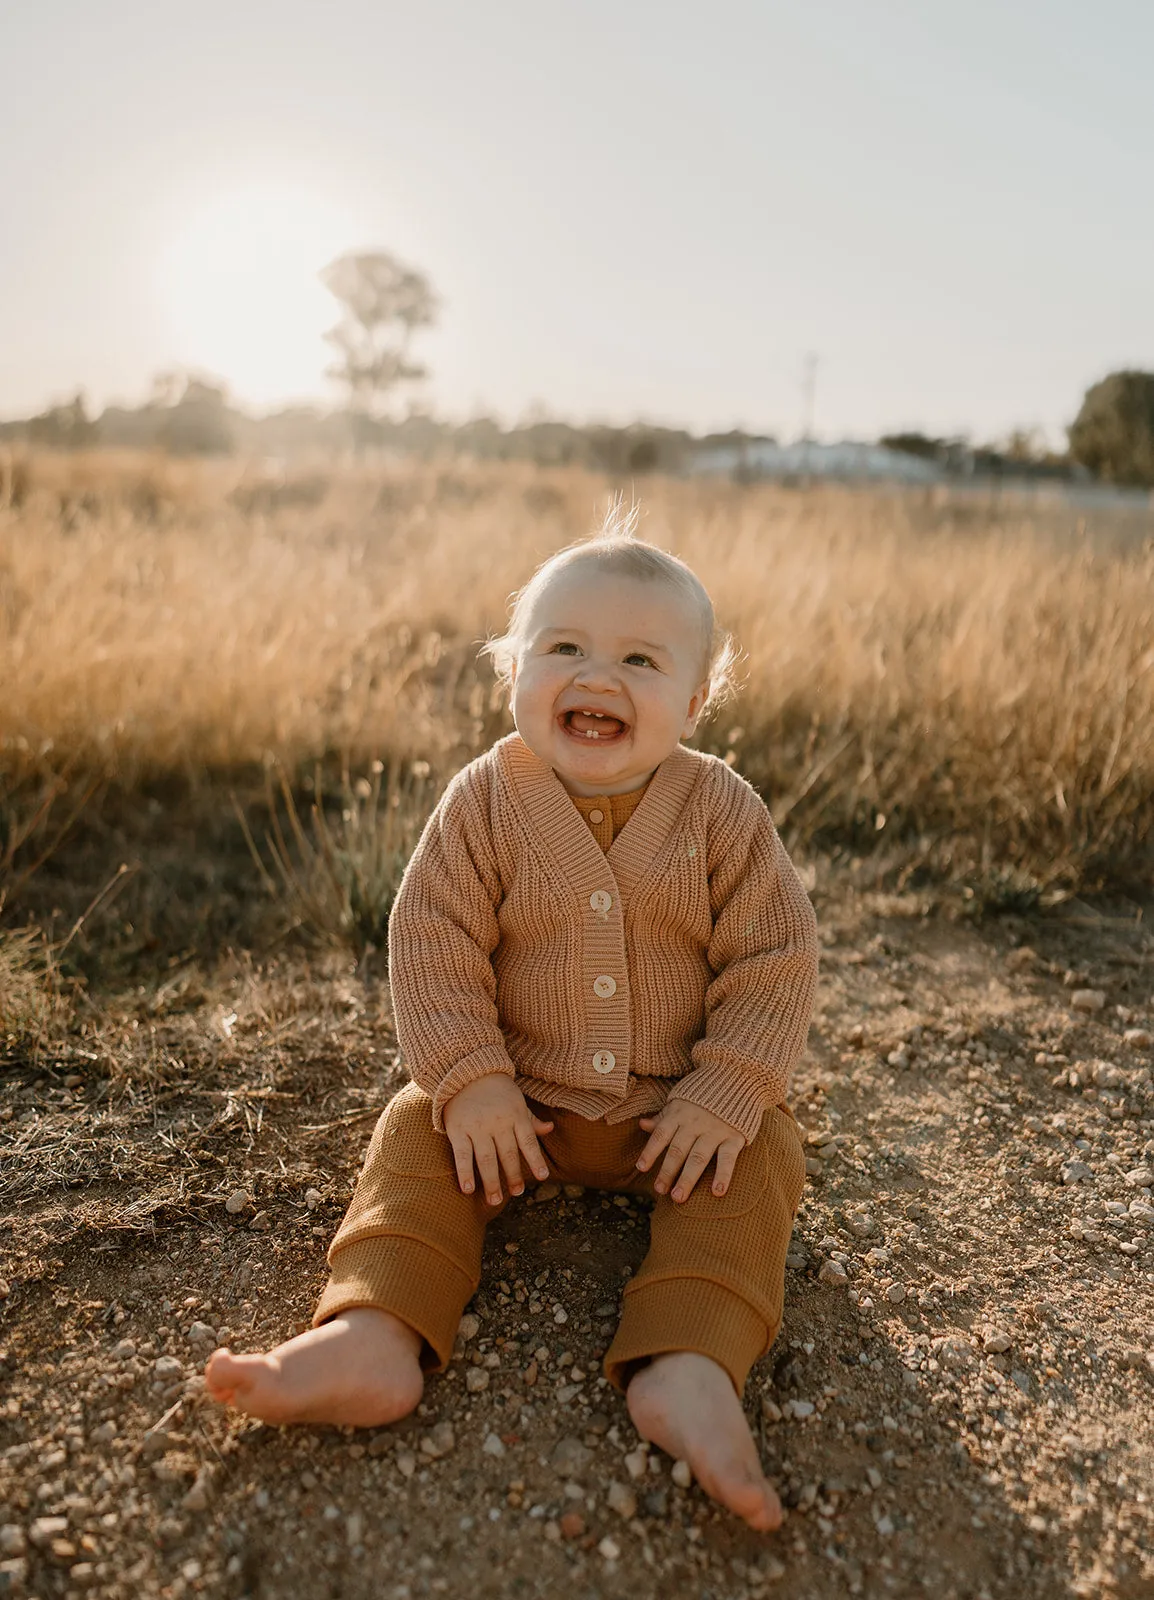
624, 652, 655, 668
551, 641, 581, 656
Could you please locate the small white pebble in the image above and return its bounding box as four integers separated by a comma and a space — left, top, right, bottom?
598, 1536, 621, 1561
606, 1481, 637, 1519
671, 1459, 692, 1489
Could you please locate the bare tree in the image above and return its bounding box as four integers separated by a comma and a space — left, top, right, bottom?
321, 252, 438, 447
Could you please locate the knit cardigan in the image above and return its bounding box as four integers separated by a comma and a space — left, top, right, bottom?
387, 733, 819, 1144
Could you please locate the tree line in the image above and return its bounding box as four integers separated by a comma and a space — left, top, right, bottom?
5, 249, 1154, 487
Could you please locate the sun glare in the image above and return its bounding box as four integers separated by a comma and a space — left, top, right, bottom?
158, 184, 357, 406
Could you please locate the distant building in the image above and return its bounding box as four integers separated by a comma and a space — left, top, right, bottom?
688, 438, 944, 483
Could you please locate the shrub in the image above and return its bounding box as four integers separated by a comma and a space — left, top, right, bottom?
1068, 370, 1154, 487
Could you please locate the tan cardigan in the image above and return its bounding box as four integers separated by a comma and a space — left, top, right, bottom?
387, 734, 818, 1144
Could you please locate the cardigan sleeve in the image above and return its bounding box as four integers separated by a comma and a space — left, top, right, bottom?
387, 767, 515, 1130
667, 770, 818, 1143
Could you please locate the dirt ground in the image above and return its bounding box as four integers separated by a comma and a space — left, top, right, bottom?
2, 806, 1153, 1600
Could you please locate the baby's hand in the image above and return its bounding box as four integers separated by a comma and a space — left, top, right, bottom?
636, 1100, 746, 1202
442, 1074, 553, 1206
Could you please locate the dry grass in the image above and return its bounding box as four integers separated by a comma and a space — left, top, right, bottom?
239, 758, 439, 957
1, 448, 1152, 911
0, 923, 54, 1045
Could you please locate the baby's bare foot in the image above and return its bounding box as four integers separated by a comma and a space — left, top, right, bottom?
204, 1308, 424, 1427
626, 1351, 782, 1532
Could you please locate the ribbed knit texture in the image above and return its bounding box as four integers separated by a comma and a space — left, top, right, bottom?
387, 733, 818, 1144
315, 1083, 807, 1392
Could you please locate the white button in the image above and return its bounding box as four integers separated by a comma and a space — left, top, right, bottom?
589, 890, 612, 914
593, 975, 617, 998
592, 1050, 616, 1074
588, 808, 605, 824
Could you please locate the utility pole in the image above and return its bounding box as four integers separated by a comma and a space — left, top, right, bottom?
800, 351, 818, 484
801, 351, 818, 441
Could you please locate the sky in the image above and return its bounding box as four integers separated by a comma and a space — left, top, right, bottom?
2, 0, 1152, 444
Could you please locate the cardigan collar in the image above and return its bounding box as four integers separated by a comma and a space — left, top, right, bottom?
497, 733, 704, 904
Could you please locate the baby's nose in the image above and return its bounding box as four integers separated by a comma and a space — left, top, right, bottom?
573, 660, 621, 690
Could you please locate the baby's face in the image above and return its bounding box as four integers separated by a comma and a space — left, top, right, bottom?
509, 564, 709, 796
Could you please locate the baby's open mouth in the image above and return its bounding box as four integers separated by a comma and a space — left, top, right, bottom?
561, 709, 628, 742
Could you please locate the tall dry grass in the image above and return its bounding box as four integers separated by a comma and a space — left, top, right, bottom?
1, 448, 1152, 899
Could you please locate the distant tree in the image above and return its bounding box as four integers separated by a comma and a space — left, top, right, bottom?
28, 392, 96, 449
880, 432, 945, 461
159, 376, 234, 455
1068, 370, 1154, 487
321, 252, 438, 447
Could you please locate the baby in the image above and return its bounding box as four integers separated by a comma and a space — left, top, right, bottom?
207, 516, 818, 1532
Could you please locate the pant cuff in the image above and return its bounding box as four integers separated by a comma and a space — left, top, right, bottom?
604, 1276, 772, 1395
312, 1234, 474, 1373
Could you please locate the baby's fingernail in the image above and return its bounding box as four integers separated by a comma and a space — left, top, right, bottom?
673, 1188, 684, 1202
463, 1183, 473, 1194
654, 1181, 666, 1194
512, 1185, 523, 1195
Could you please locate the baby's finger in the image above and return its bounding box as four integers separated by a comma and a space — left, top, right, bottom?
473, 1138, 504, 1207
495, 1130, 526, 1196
450, 1135, 478, 1197
654, 1136, 694, 1195
712, 1138, 743, 1196
516, 1120, 551, 1182
530, 1114, 555, 1137
671, 1138, 714, 1202
635, 1119, 674, 1173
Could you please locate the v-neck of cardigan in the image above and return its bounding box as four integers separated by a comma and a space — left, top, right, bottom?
498, 733, 703, 905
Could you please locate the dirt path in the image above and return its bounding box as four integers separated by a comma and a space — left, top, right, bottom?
2, 880, 1152, 1600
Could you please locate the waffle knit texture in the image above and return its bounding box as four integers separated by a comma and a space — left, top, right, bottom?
388, 733, 819, 1144
314, 1082, 806, 1393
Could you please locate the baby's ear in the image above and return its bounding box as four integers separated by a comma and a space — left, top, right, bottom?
682, 680, 710, 736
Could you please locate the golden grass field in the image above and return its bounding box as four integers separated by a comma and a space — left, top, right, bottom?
2, 449, 1152, 928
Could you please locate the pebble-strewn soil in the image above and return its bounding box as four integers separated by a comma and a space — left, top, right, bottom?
2, 878, 1153, 1600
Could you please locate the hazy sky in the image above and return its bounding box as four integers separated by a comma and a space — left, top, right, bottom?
3, 0, 1151, 442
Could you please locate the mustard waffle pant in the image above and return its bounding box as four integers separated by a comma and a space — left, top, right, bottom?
314, 1083, 806, 1394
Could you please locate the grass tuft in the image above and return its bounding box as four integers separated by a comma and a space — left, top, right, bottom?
239, 760, 438, 959
0, 920, 58, 1051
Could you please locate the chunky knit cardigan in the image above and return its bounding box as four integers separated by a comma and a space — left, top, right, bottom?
387, 733, 819, 1144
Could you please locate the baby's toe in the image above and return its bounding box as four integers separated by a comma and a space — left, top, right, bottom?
204, 1348, 251, 1398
